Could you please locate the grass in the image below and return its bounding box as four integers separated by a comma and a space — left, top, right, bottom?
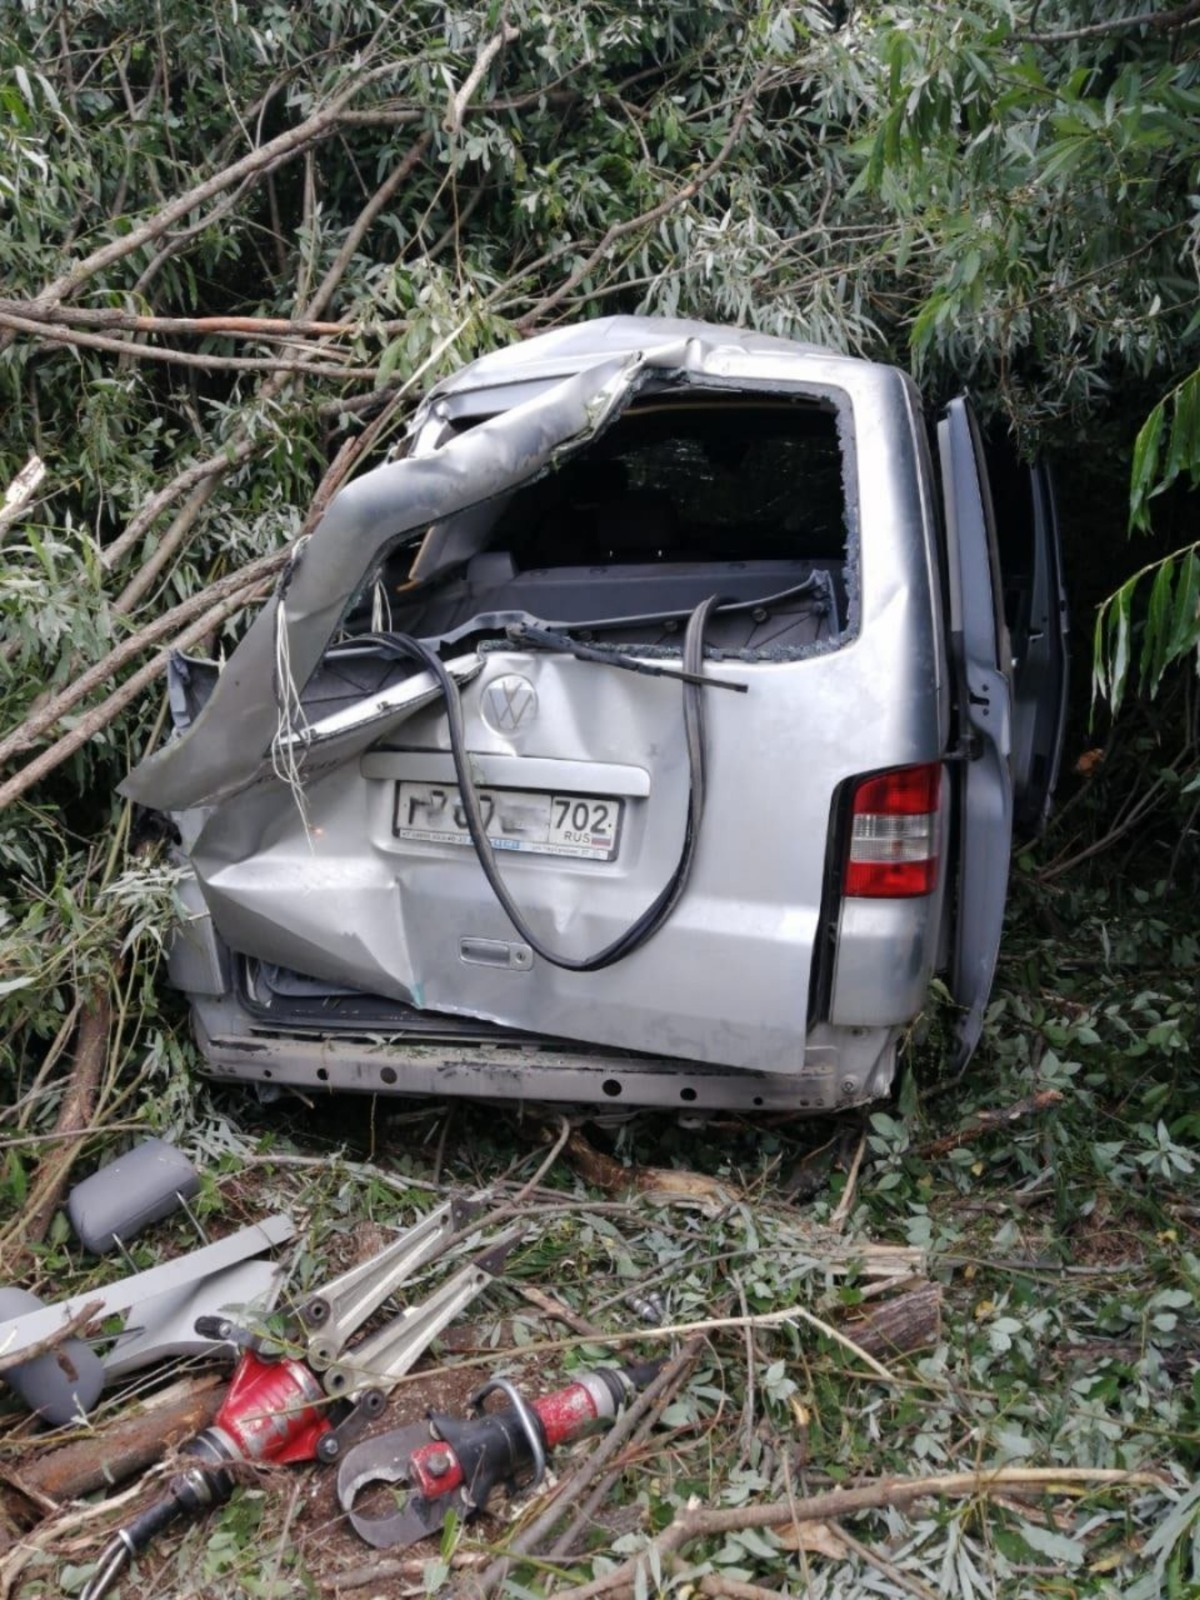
1, 830, 1198, 1598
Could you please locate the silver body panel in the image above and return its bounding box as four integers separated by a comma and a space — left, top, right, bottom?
131, 316, 1047, 1112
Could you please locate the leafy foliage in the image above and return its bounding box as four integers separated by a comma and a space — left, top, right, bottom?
1093, 545, 1200, 713
1, 9, 1199, 1590
1130, 369, 1200, 535
1091, 365, 1200, 713
10, 843, 1199, 1597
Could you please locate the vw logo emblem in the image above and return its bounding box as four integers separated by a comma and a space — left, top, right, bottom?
482, 674, 538, 733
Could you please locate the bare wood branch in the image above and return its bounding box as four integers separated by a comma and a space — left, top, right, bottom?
1014, 0, 1200, 43
98, 436, 264, 574
305, 132, 433, 323
544, 1347, 703, 1564
518, 1285, 605, 1338
13, 1001, 81, 1134
696, 1576, 787, 1600
831, 1523, 942, 1600
829, 1131, 867, 1232
444, 24, 520, 135
0, 1300, 104, 1376
10, 1376, 224, 1507
844, 1284, 942, 1360
0, 1473, 149, 1600
0, 576, 271, 813
23, 68, 420, 315
464, 1339, 704, 1600
515, 72, 773, 333
1, 193, 442, 784
20, 991, 112, 1247
332, 1553, 487, 1591
87, 127, 430, 601
0, 301, 377, 338
111, 476, 221, 618
0, 312, 372, 376
0, 454, 46, 547
916, 1091, 1065, 1159
0, 545, 286, 767
542, 1468, 1168, 1600
131, 170, 273, 301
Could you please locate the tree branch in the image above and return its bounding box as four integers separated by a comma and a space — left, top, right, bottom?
87, 127, 431, 597
98, 438, 263, 573
23, 68, 421, 315
111, 476, 221, 618
0, 1300, 104, 1376
515, 72, 773, 333
0, 559, 281, 776
0, 455, 46, 547
0, 312, 372, 376
540, 1469, 1166, 1600
1014, 0, 1200, 43
0, 577, 270, 817
17, 990, 111, 1248
0, 302, 380, 338
462, 1340, 705, 1600
444, 24, 520, 135
303, 132, 433, 321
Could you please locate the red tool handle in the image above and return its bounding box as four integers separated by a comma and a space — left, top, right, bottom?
409, 1371, 623, 1498
210, 1350, 331, 1466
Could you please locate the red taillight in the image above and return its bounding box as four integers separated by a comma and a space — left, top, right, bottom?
844, 763, 942, 898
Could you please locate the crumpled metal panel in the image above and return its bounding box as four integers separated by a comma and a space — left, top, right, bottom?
123, 342, 694, 811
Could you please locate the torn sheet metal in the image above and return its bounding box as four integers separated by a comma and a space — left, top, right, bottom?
123, 340, 698, 812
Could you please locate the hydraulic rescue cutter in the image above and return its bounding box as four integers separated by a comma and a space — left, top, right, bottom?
337, 1360, 666, 1548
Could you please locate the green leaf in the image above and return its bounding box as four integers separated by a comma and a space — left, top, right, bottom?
376, 336, 407, 387
1131, 369, 1200, 532
1018, 1521, 1086, 1566
1130, 401, 1166, 532
1166, 549, 1200, 662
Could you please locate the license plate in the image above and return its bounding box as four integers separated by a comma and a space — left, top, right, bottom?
393, 781, 622, 861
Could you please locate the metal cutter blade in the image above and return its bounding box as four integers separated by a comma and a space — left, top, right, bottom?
336, 1422, 450, 1549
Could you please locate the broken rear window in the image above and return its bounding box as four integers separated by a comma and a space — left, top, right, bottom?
358, 394, 853, 658
489, 396, 847, 568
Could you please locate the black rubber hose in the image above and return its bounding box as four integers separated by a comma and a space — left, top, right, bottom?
369, 593, 723, 972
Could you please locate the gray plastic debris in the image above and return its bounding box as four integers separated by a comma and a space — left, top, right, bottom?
67, 1138, 202, 1255
0, 1286, 105, 1425
0, 1215, 295, 1355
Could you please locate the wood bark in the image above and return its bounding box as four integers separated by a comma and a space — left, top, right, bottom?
842, 1284, 942, 1359
20, 992, 112, 1248
2, 1376, 223, 1521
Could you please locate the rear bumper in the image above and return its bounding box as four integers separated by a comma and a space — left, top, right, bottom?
172, 872, 903, 1111
188, 993, 898, 1113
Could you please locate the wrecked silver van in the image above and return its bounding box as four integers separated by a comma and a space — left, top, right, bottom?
124, 317, 1067, 1112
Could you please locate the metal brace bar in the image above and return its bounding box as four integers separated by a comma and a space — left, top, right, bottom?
300, 1197, 478, 1371
321, 1231, 518, 1402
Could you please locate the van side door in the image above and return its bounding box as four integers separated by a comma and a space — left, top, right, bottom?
938, 397, 1014, 1069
